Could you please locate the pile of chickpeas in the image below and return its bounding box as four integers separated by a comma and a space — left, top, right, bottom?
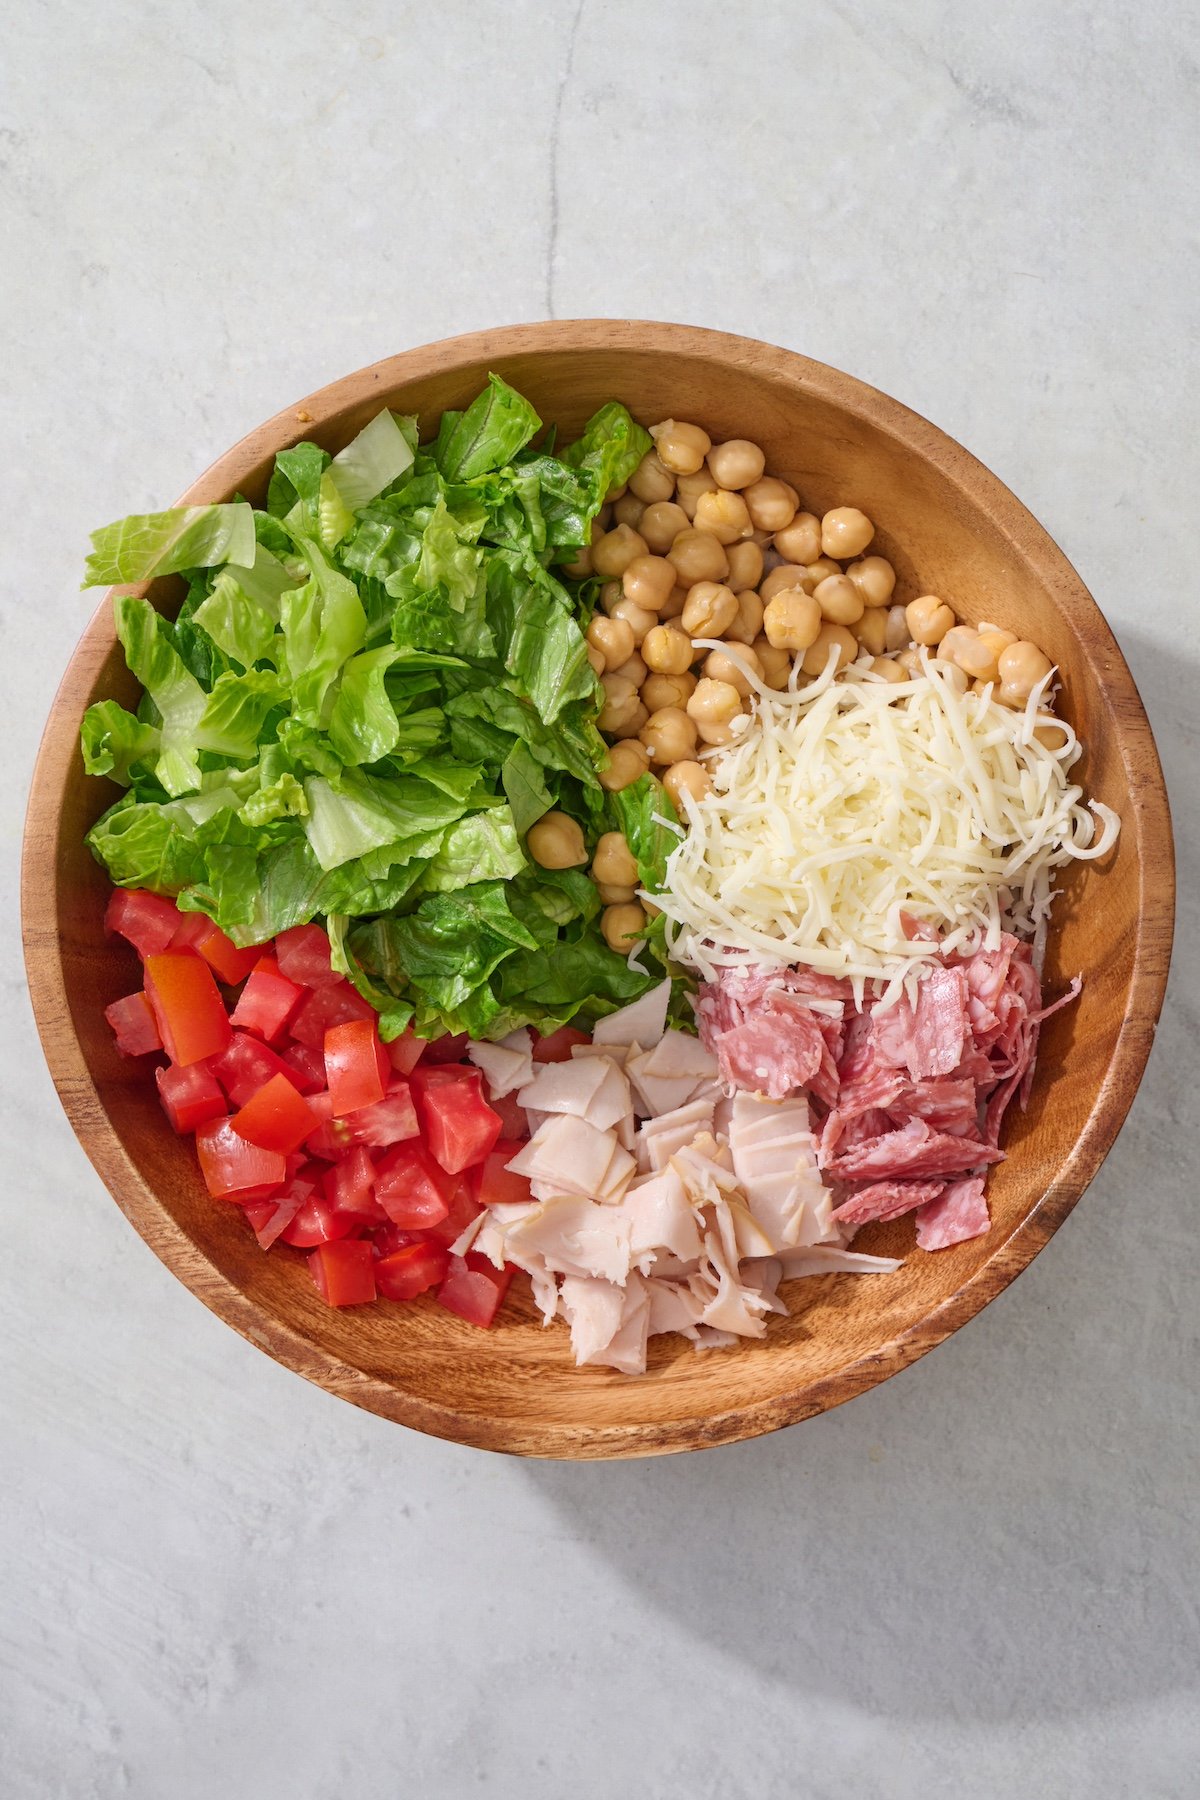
526, 417, 1059, 954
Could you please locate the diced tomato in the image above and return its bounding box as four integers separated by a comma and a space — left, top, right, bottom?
274, 922, 339, 988
374, 1142, 453, 1229
156, 1062, 227, 1134
532, 1026, 589, 1063
324, 1019, 389, 1116
341, 1078, 419, 1148
436, 1254, 514, 1328
230, 1073, 316, 1156
424, 1177, 484, 1249
370, 1222, 426, 1257
309, 1240, 376, 1307
279, 1194, 362, 1248
209, 1033, 304, 1108
242, 1191, 306, 1250
169, 912, 261, 985
195, 1117, 286, 1200
486, 1087, 528, 1140
472, 1143, 533, 1208
105, 888, 180, 957
423, 1032, 470, 1064
305, 1113, 353, 1162
105, 991, 162, 1057
385, 1029, 425, 1076
289, 979, 375, 1050
144, 953, 232, 1066
229, 955, 303, 1044
411, 1065, 502, 1174
375, 1241, 449, 1301
321, 1145, 382, 1219
279, 1041, 326, 1094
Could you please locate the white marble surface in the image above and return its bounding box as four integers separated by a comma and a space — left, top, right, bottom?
3, 3, 1197, 1795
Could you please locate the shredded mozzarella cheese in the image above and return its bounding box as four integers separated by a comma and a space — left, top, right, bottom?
658, 648, 1120, 1005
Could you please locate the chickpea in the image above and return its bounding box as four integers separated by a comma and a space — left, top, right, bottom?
675, 467, 719, 521
639, 500, 690, 553
979, 626, 1017, 663
612, 652, 647, 687
663, 759, 713, 810
592, 830, 640, 888
586, 644, 606, 676
599, 580, 625, 616
1032, 716, 1071, 751
586, 613, 636, 672
687, 678, 744, 728
643, 670, 697, 712
752, 636, 792, 689
613, 492, 646, 530
526, 811, 587, 869
695, 718, 734, 747
853, 607, 889, 655
643, 623, 693, 675
628, 450, 676, 504
706, 439, 766, 489
659, 586, 687, 620
846, 554, 896, 607
763, 588, 821, 652
821, 507, 874, 560
693, 488, 752, 545
595, 504, 613, 533
668, 528, 729, 586
651, 421, 712, 476
743, 477, 798, 532
598, 739, 650, 792
610, 597, 657, 646
773, 511, 822, 565
725, 588, 764, 646
560, 541, 592, 579
869, 655, 907, 684
681, 580, 739, 637
612, 700, 650, 739
938, 625, 997, 681
897, 647, 925, 675
906, 594, 956, 647
605, 483, 627, 504
804, 557, 842, 587
814, 573, 865, 626
601, 901, 647, 952
761, 563, 816, 603
801, 622, 858, 677
592, 524, 649, 579
997, 640, 1053, 701
704, 644, 762, 698
724, 538, 764, 592
598, 673, 639, 731
885, 603, 910, 653
622, 554, 676, 612
640, 706, 698, 765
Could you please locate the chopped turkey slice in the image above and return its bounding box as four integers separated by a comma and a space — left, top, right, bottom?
592, 980, 671, 1049
739, 1256, 788, 1315
641, 1030, 719, 1085
504, 1196, 632, 1283
723, 1197, 776, 1260
692, 1204, 773, 1338
727, 1090, 831, 1251
625, 1051, 699, 1120
558, 1275, 625, 1363
466, 1027, 533, 1098
635, 1097, 716, 1172
583, 1273, 653, 1374
595, 1135, 637, 1202
617, 1167, 704, 1266
507, 1115, 624, 1199
517, 1055, 631, 1131
646, 1278, 705, 1339
777, 1244, 903, 1277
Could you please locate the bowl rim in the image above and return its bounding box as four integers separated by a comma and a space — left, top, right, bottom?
22, 319, 1176, 1458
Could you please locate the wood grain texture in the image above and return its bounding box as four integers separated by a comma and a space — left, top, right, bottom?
21, 321, 1175, 1459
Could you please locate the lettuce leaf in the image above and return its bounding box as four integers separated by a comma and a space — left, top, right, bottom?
435, 375, 541, 480
83, 504, 256, 588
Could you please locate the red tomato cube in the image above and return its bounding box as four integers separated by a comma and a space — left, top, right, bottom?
195, 1118, 287, 1200
324, 1019, 388, 1116
241, 1191, 306, 1250
384, 1029, 425, 1076
308, 1240, 377, 1307
229, 956, 303, 1044
424, 1176, 484, 1249
280, 1194, 362, 1248
375, 1241, 449, 1301
423, 1031, 470, 1064
274, 923, 339, 988
341, 1078, 419, 1148
105, 991, 162, 1057
321, 1145, 381, 1219
288, 979, 375, 1050
279, 1041, 327, 1094
485, 1087, 528, 1141
169, 913, 261, 985
105, 888, 180, 957
209, 1033, 304, 1108
144, 953, 232, 1066
472, 1143, 533, 1208
156, 1062, 227, 1134
231, 1072, 316, 1156
436, 1254, 514, 1328
532, 1026, 589, 1063
374, 1143, 452, 1229
411, 1065, 503, 1174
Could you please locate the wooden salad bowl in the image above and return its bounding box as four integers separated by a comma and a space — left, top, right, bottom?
22, 322, 1174, 1458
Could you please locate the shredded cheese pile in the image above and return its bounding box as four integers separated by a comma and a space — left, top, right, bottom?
657, 648, 1120, 1004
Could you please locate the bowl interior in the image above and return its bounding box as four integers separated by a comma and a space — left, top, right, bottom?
25, 324, 1172, 1457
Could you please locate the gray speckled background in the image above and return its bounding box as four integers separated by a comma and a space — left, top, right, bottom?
3, 3, 1197, 1795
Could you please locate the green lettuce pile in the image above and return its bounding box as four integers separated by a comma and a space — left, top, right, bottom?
80, 375, 686, 1040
